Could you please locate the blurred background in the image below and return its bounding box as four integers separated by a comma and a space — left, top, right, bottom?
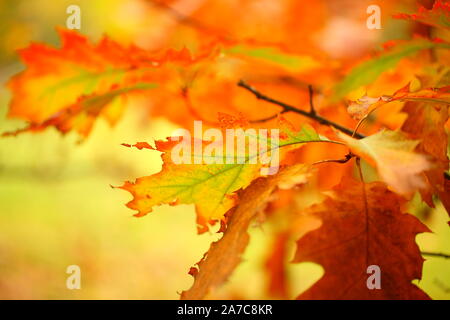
0, 0, 449, 299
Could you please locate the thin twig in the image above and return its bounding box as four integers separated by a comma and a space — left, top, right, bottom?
421, 252, 450, 259
308, 84, 316, 115
238, 80, 365, 139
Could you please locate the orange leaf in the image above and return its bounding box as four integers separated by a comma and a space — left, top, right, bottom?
347, 84, 450, 120
336, 129, 432, 195
402, 100, 450, 215
5, 28, 199, 139
264, 231, 290, 299
394, 0, 450, 30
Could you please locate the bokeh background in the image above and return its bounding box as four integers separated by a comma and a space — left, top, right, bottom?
0, 0, 449, 299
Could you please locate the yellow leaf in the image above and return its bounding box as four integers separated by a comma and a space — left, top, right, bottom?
336, 130, 432, 195
117, 123, 333, 232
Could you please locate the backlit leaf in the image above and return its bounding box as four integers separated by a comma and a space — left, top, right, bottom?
336, 130, 432, 195
394, 0, 450, 30
295, 180, 430, 299
333, 39, 450, 101
5, 29, 199, 138
117, 122, 330, 232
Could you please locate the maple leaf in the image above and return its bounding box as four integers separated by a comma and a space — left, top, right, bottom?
181, 163, 311, 300
393, 0, 450, 30
117, 122, 333, 232
332, 39, 450, 101
294, 180, 430, 300
336, 130, 432, 195
4, 28, 200, 139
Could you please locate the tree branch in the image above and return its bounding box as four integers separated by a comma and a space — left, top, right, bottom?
238, 80, 365, 139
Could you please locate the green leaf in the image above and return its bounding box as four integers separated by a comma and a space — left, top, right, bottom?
225, 45, 320, 72
332, 40, 450, 101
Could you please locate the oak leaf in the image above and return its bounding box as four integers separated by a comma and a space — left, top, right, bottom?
401, 100, 450, 215
295, 180, 430, 299
264, 231, 290, 299
117, 122, 328, 232
5, 29, 201, 138
336, 130, 432, 195
393, 0, 450, 30
347, 84, 450, 120
181, 163, 311, 299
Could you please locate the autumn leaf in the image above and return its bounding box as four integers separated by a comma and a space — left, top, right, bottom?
5, 28, 201, 138
393, 0, 450, 30
347, 84, 450, 120
346, 95, 391, 120
402, 100, 450, 214
117, 122, 333, 232
336, 130, 432, 195
294, 180, 430, 300
264, 231, 290, 299
332, 39, 450, 101
224, 44, 321, 73
3, 0, 450, 301
181, 163, 311, 300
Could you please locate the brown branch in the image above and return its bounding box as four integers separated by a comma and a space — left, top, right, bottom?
308, 84, 316, 115
238, 80, 365, 139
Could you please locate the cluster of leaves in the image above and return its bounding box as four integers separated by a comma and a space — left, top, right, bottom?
4, 0, 450, 299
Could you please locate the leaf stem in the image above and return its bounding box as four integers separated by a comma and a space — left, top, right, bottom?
312, 153, 354, 165
421, 251, 450, 259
